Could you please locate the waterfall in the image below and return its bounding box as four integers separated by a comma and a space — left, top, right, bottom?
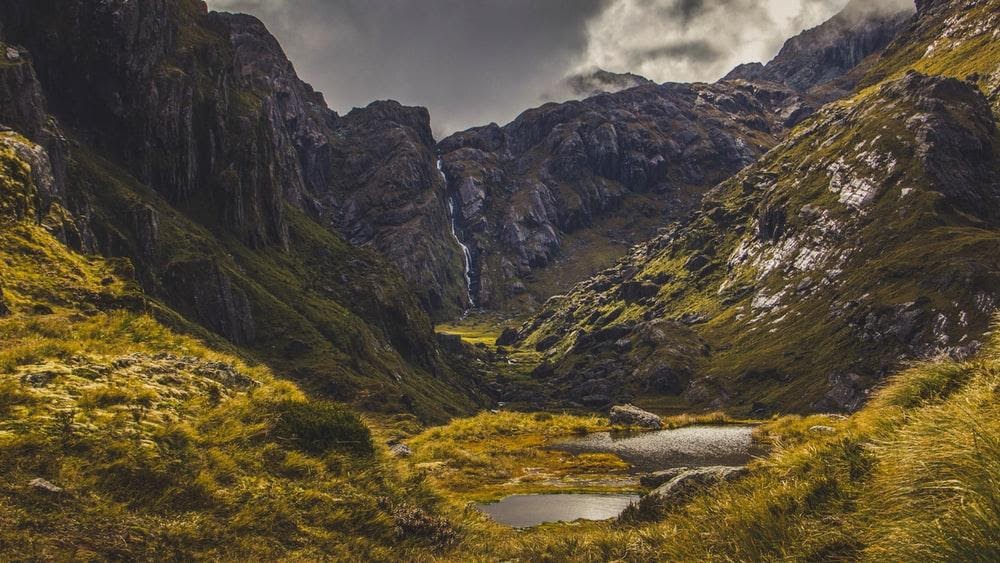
439, 159, 475, 308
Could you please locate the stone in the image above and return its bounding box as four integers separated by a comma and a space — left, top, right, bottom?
609, 404, 662, 429
684, 254, 711, 272
621, 281, 659, 302
29, 478, 63, 493
646, 466, 748, 505
639, 467, 690, 488
534, 334, 561, 352
389, 443, 412, 458
495, 327, 519, 346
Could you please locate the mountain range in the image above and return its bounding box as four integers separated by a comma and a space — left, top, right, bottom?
0, 0, 998, 559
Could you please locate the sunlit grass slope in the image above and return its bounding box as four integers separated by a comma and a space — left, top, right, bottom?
0, 131, 458, 560
437, 328, 1000, 561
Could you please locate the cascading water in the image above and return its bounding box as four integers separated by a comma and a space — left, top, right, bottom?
439, 159, 476, 309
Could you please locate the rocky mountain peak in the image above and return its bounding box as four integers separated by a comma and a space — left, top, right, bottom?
505, 0, 1000, 411
553, 68, 655, 99
722, 0, 914, 92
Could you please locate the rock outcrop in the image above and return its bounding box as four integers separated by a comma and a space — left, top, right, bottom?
0, 0, 487, 421
646, 466, 748, 504
510, 0, 1000, 414
0, 1, 468, 318
609, 404, 662, 429
623, 465, 749, 522
437, 0, 913, 310
639, 466, 690, 488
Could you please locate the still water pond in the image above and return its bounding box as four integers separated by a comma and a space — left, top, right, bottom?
477, 425, 757, 527
475, 493, 640, 528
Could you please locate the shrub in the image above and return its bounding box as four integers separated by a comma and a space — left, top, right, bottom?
268, 400, 373, 456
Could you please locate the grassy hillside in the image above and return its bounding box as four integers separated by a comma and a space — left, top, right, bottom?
0, 131, 464, 560
426, 319, 1000, 561
3, 124, 999, 561
509, 0, 1000, 414
0, 0, 489, 423
69, 145, 485, 422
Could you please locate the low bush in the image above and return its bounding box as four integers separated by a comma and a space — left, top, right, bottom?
268, 400, 373, 456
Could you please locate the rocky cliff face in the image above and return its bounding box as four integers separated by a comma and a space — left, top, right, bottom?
724, 0, 914, 93
0, 0, 467, 318
213, 14, 469, 316
508, 0, 1000, 414
437, 0, 913, 311
0, 0, 485, 421
438, 79, 798, 310
319, 100, 470, 316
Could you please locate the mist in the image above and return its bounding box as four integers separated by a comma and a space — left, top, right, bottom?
205, 0, 898, 137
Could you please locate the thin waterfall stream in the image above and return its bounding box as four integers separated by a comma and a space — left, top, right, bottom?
439, 158, 475, 308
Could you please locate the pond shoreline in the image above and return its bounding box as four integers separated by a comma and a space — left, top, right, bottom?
474, 423, 761, 527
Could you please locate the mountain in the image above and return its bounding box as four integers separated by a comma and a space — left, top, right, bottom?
0, 0, 485, 421
2, 0, 1000, 559
1, 1, 471, 320
437, 0, 914, 311
504, 0, 1000, 415
552, 68, 655, 99
724, 0, 914, 93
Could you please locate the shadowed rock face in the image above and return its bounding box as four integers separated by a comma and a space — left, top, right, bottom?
436, 0, 914, 311
0, 0, 488, 419
0, 0, 468, 319
320, 100, 470, 317
438, 80, 796, 309
511, 60, 1000, 415
724, 0, 914, 93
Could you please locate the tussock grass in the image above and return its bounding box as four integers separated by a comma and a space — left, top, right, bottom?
436, 334, 1000, 561
0, 135, 458, 560
402, 409, 741, 505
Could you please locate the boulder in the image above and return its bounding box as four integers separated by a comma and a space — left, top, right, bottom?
389, 443, 413, 458
639, 467, 689, 488
650, 466, 748, 502
609, 404, 662, 429
622, 465, 749, 522
495, 327, 519, 346
29, 478, 63, 493
534, 334, 561, 352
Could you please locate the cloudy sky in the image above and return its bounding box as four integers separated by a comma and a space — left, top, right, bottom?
205, 0, 881, 136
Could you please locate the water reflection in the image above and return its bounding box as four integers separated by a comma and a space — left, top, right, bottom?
476, 493, 640, 528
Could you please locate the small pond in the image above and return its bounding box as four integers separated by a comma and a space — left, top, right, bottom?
476, 425, 759, 527
553, 424, 757, 473
475, 493, 640, 528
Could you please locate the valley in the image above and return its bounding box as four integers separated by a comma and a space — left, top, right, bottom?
0, 0, 998, 560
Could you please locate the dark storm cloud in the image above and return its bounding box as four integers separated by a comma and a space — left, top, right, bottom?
667, 0, 710, 23
204, 0, 908, 135
628, 40, 723, 66
206, 0, 604, 136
